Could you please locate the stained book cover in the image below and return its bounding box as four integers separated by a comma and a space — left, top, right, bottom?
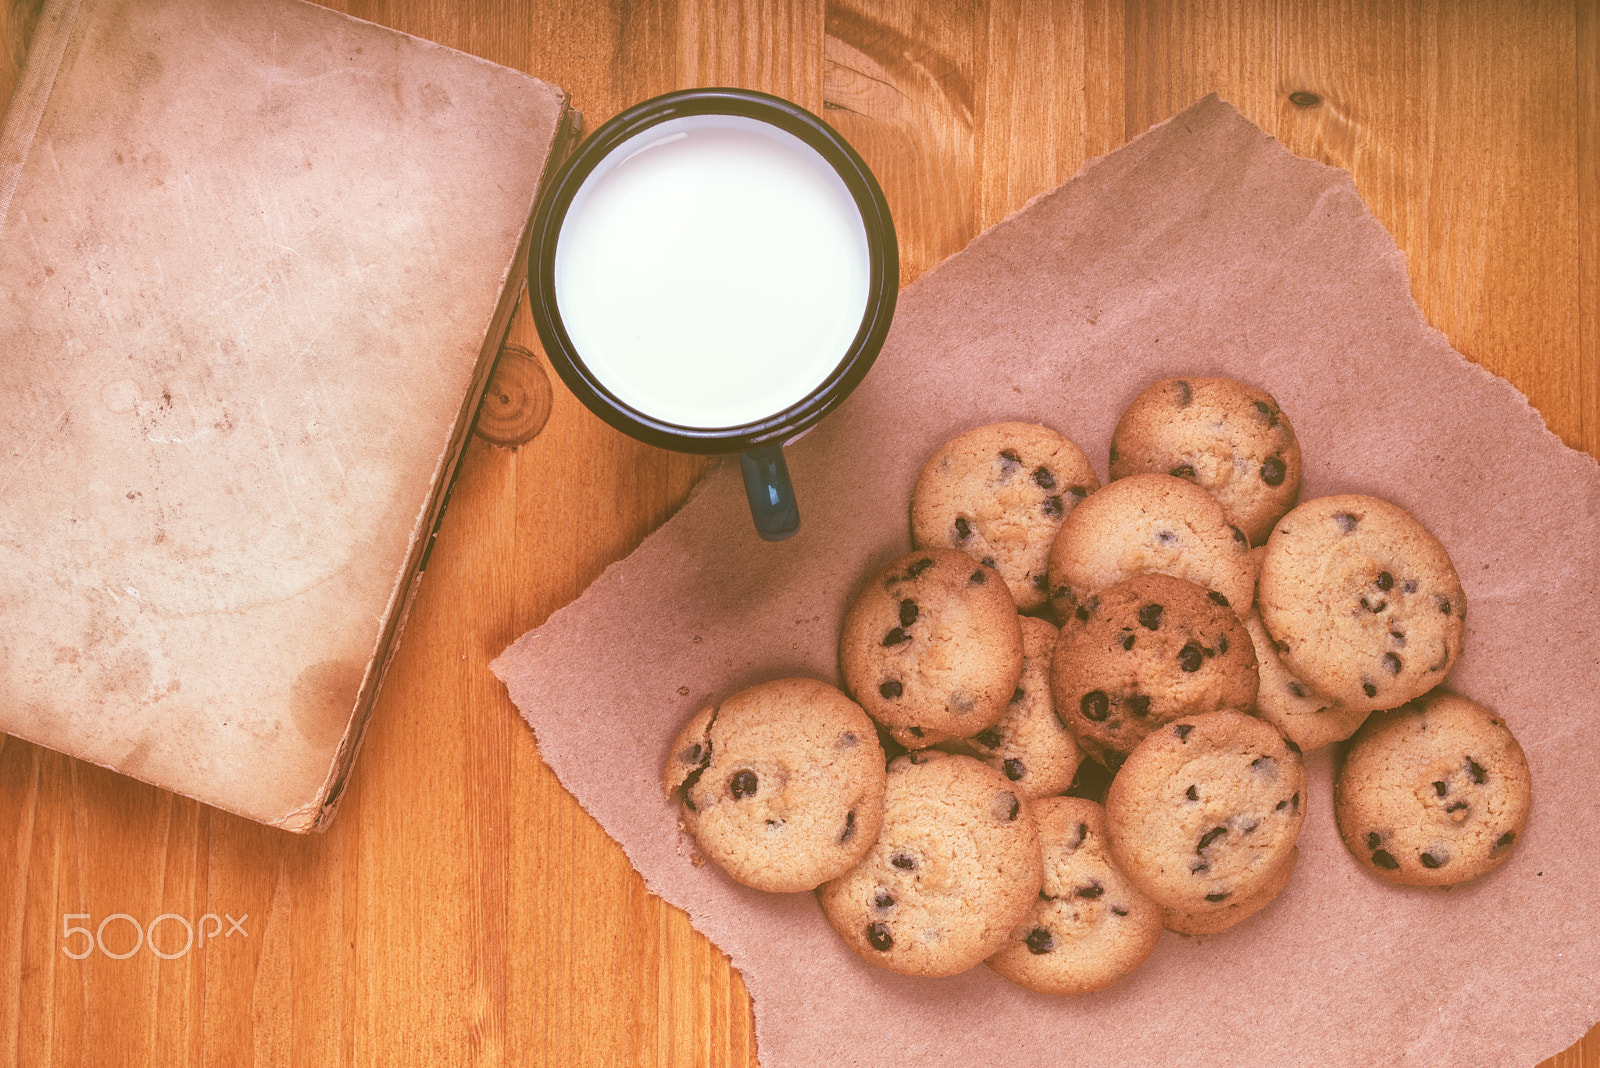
0, 0, 572, 830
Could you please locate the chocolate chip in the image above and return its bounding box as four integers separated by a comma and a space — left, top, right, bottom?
1033, 466, 1056, 490
1156, 529, 1178, 546
1371, 849, 1399, 870
1205, 892, 1231, 903
1284, 738, 1302, 756
1363, 681, 1378, 698
1190, 860, 1210, 874
874, 890, 894, 909
1173, 380, 1192, 406
908, 557, 934, 578
1011, 687, 1026, 704
1208, 590, 1230, 607
1070, 485, 1089, 500
1186, 785, 1199, 801
970, 569, 986, 584
953, 516, 972, 544
1174, 723, 1194, 741
680, 743, 704, 766
730, 770, 758, 799
1250, 755, 1276, 774
1025, 927, 1055, 955
1402, 580, 1418, 593
1376, 571, 1394, 591
998, 450, 1021, 475
883, 626, 909, 646
1170, 464, 1197, 480
1383, 652, 1403, 674
1445, 801, 1468, 814
981, 556, 997, 569
1231, 526, 1248, 546
1121, 633, 1136, 650
1003, 758, 1025, 781
1366, 832, 1382, 850
1360, 596, 1387, 613
1178, 642, 1204, 672
1390, 628, 1407, 645
1111, 905, 1129, 917
1334, 512, 1359, 533
879, 680, 903, 698
891, 853, 916, 870
1287, 681, 1307, 698
1438, 597, 1453, 615
1067, 822, 1089, 851
1276, 792, 1299, 811
1138, 603, 1164, 630
1002, 792, 1021, 820
840, 810, 857, 843
1468, 759, 1487, 784
1197, 826, 1227, 852
1075, 881, 1105, 899
867, 923, 893, 950
1433, 781, 1448, 796
839, 732, 858, 747
1253, 400, 1271, 416
1494, 831, 1516, 851
1260, 456, 1287, 486
974, 726, 1003, 749
1074, 604, 1090, 622
1218, 634, 1229, 655
1124, 694, 1151, 718
899, 599, 919, 627
1081, 691, 1110, 722
1419, 850, 1448, 869
1042, 495, 1064, 518
908, 726, 924, 738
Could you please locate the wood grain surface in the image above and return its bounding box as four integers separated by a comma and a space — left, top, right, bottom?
2, 1, 1596, 1065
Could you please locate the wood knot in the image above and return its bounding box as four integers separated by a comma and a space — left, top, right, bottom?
1288, 91, 1322, 108
475, 343, 552, 447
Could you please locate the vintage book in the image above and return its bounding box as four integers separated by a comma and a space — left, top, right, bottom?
0, 0, 575, 830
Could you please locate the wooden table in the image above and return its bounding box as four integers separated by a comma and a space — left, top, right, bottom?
2, 1, 1595, 1064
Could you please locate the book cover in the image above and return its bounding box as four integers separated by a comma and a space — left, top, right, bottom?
0, 0, 572, 831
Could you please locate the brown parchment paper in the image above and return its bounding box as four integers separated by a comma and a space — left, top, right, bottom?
491, 95, 1600, 1068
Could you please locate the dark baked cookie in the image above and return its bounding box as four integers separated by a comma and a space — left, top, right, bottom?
1110, 376, 1302, 545
817, 751, 1043, 977
1335, 692, 1531, 887
1047, 473, 1256, 622
1106, 710, 1306, 915
1258, 494, 1466, 714
1050, 573, 1258, 766
964, 616, 1082, 798
912, 422, 1100, 613
663, 678, 887, 893
987, 796, 1163, 994
840, 548, 1024, 749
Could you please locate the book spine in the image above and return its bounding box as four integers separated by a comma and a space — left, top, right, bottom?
0, 0, 83, 234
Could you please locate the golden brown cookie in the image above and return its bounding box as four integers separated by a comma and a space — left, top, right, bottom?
1335, 692, 1531, 887
663, 678, 887, 893
817, 751, 1043, 977
1110, 376, 1301, 545
839, 548, 1024, 749
912, 422, 1100, 612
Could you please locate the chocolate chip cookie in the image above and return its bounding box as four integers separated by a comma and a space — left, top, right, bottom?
1243, 609, 1369, 752
964, 615, 1082, 798
911, 422, 1100, 612
817, 751, 1043, 977
987, 796, 1163, 994
840, 548, 1024, 749
663, 678, 888, 893
1257, 494, 1466, 714
1106, 710, 1306, 915
1050, 573, 1258, 766
1110, 376, 1302, 545
1047, 473, 1256, 622
1335, 692, 1531, 887
1162, 845, 1298, 936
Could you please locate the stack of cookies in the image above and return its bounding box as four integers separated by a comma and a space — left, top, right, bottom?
664, 374, 1532, 996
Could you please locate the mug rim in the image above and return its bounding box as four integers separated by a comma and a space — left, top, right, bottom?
527, 87, 898, 455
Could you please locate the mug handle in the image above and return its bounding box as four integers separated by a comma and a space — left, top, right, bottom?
738, 445, 801, 541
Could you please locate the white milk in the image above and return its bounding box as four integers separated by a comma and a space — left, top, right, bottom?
553, 114, 872, 430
